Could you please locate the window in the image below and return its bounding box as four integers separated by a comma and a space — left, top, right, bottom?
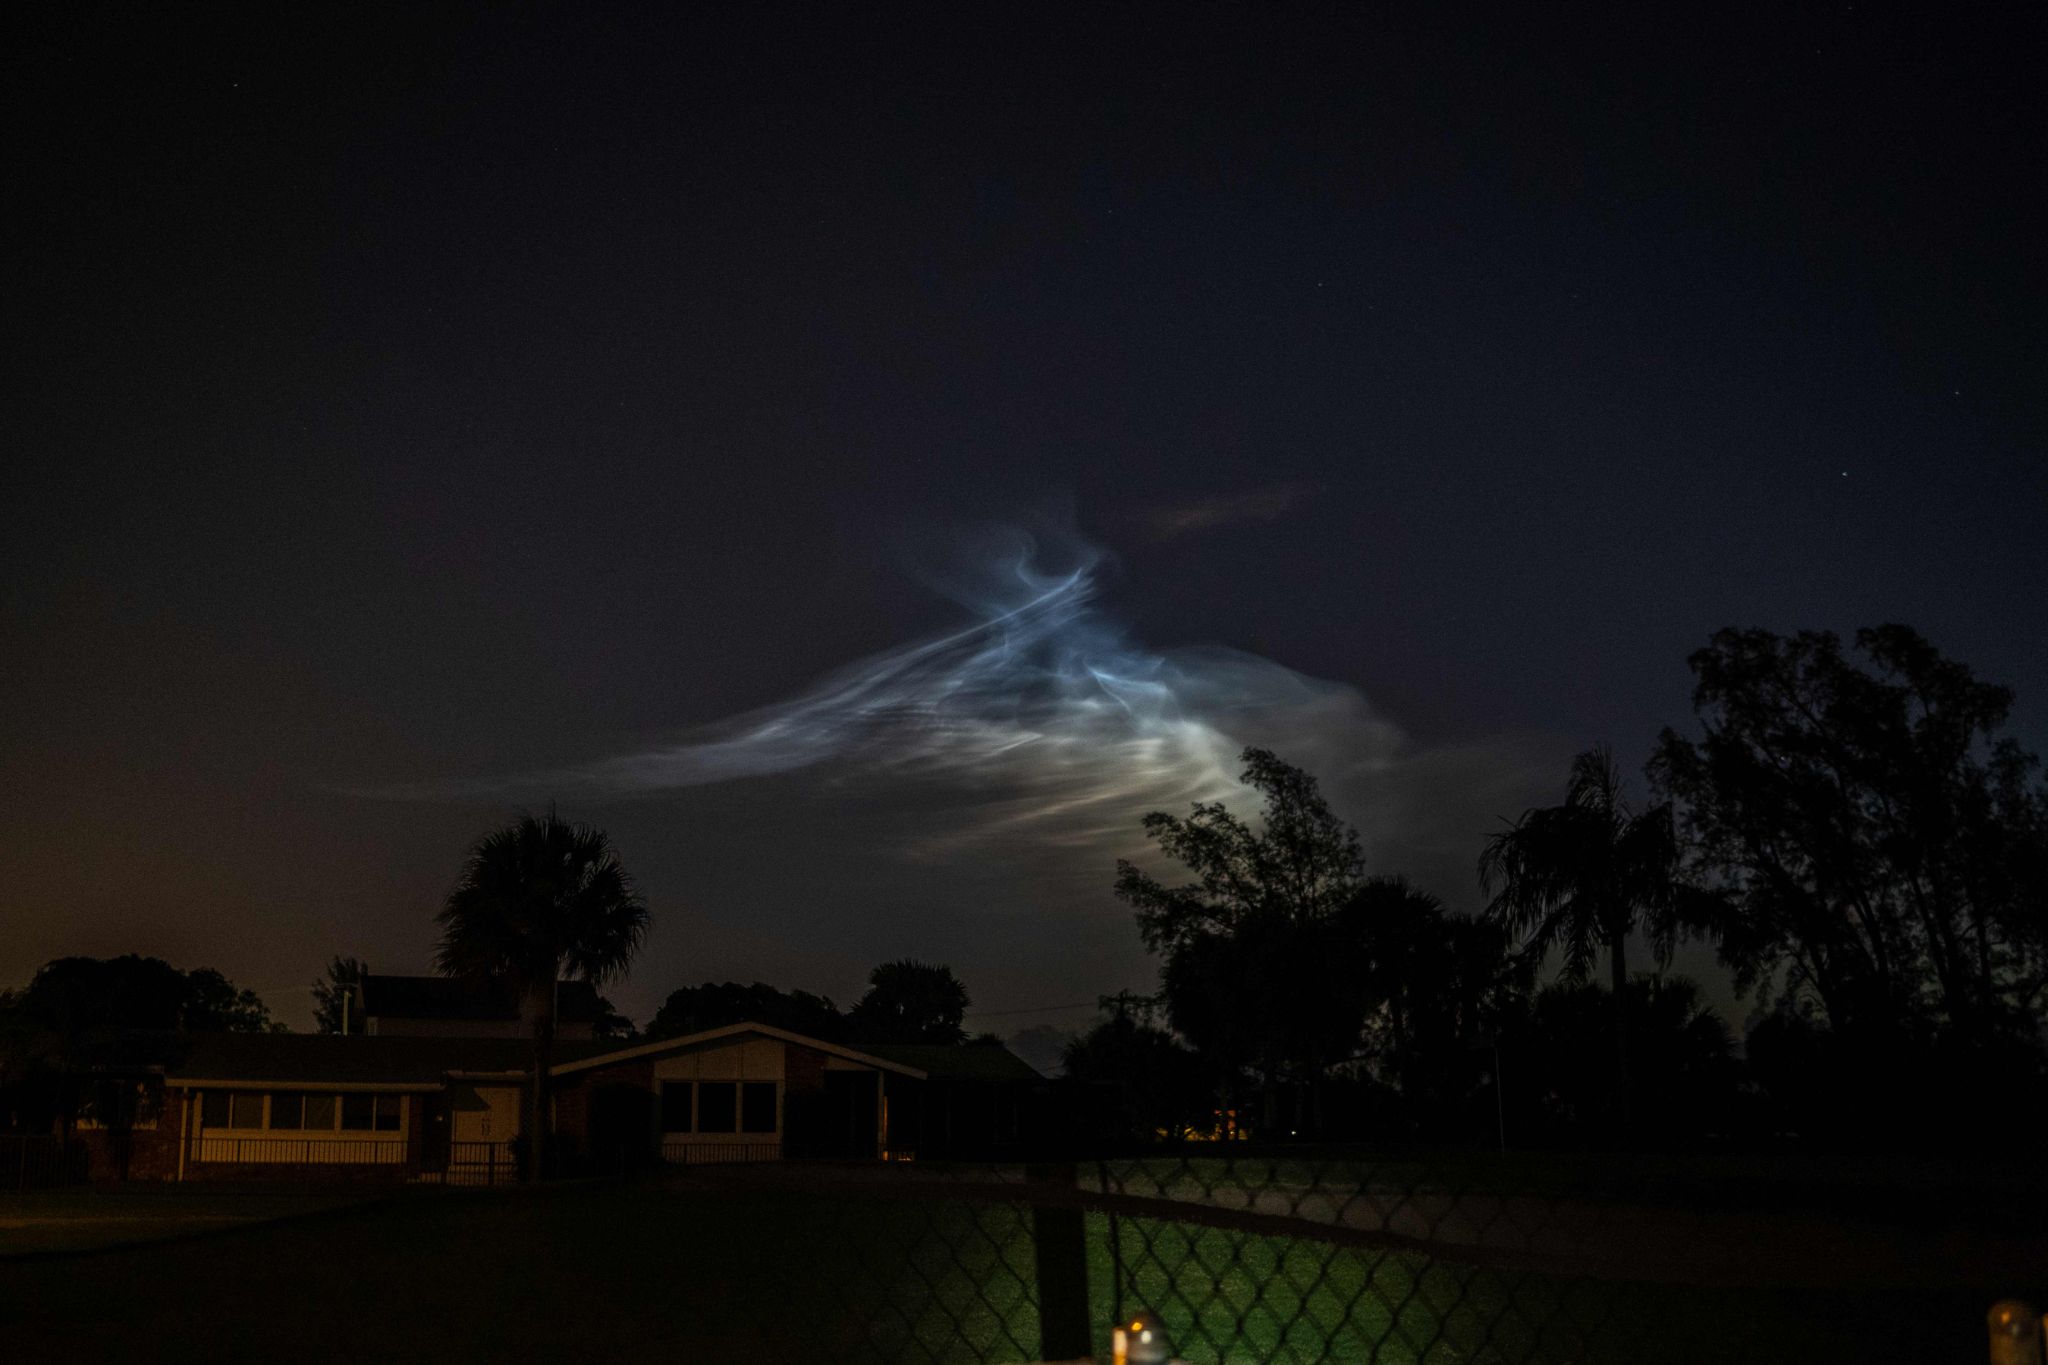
229, 1092, 264, 1129
660, 1082, 692, 1133
341, 1094, 403, 1132
268, 1093, 305, 1130
77, 1079, 161, 1129
201, 1092, 230, 1128
696, 1082, 737, 1134
305, 1094, 337, 1130
741, 1082, 777, 1134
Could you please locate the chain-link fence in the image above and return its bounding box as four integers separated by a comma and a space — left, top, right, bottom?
653, 1148, 2034, 1364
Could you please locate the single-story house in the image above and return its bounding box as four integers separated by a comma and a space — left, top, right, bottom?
58, 980, 1048, 1183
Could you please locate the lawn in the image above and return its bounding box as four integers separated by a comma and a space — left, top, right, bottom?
0, 1186, 380, 1255
0, 1174, 2006, 1363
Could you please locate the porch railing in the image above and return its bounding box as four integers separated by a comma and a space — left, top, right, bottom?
444, 1140, 517, 1186
190, 1136, 406, 1165
661, 1138, 782, 1165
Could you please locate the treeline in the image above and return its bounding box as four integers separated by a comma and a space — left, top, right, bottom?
310, 956, 981, 1047
0, 956, 283, 1131
1071, 625, 2048, 1151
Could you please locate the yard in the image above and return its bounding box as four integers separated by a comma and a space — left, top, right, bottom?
0, 1171, 2011, 1363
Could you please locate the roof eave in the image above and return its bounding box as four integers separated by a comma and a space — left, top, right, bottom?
548, 1021, 928, 1080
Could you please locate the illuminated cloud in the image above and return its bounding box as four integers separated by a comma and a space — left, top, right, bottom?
556, 522, 1404, 851
383, 518, 1551, 901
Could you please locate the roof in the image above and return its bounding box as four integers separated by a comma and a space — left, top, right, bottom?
356, 974, 604, 1025
548, 1021, 929, 1080
152, 1024, 1036, 1090
164, 1032, 616, 1087
859, 1042, 1044, 1083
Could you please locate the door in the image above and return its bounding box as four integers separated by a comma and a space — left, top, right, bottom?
590, 1084, 657, 1173
451, 1084, 521, 1143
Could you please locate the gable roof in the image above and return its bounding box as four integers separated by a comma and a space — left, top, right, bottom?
163, 1032, 616, 1088
859, 1042, 1044, 1082
548, 1021, 928, 1080
356, 974, 604, 1025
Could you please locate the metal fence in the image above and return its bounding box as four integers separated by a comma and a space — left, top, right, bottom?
443, 1140, 518, 1187
648, 1148, 2031, 1364
660, 1138, 783, 1166
0, 1134, 86, 1191
189, 1136, 408, 1165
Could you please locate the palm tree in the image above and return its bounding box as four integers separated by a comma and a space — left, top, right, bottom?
436, 811, 648, 1180
1478, 746, 1680, 1143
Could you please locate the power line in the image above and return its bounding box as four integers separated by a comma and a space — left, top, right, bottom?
963, 1000, 1101, 1019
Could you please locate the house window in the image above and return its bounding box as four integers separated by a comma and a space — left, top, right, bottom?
305, 1094, 337, 1130
269, 1093, 305, 1130
339, 1094, 400, 1132
77, 1078, 161, 1129
660, 1082, 692, 1133
229, 1092, 264, 1129
696, 1082, 737, 1134
741, 1082, 777, 1134
201, 1092, 230, 1128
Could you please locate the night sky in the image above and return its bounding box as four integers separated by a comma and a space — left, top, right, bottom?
8, 6, 2043, 1039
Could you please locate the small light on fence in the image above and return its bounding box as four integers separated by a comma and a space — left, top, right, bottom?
1114, 1309, 1170, 1365
1988, 1299, 2044, 1365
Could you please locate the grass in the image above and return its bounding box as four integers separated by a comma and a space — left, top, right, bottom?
0, 1186, 380, 1255
0, 1175, 2011, 1363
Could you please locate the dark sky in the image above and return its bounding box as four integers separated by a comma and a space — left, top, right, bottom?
7, 5, 2043, 1038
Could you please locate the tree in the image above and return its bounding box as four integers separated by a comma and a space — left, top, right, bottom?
183, 968, 283, 1033
436, 811, 648, 1181
646, 981, 845, 1042
1116, 747, 1369, 1135
1062, 994, 1214, 1141
1117, 747, 1364, 953
0, 956, 279, 1136
847, 961, 970, 1044
7, 956, 279, 1037
591, 995, 639, 1042
311, 956, 368, 1034
1512, 975, 1737, 1147
1353, 878, 1535, 1137
1651, 625, 2048, 1056
1479, 745, 1687, 1143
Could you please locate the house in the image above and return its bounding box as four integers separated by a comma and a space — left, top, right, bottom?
62, 1020, 1044, 1184
350, 974, 608, 1040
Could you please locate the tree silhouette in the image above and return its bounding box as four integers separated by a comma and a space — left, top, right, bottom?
1651, 625, 2048, 1053
0, 956, 278, 1136
311, 955, 367, 1034
1117, 747, 1369, 1135
1479, 745, 1684, 1143
848, 960, 969, 1044
436, 811, 648, 1180
1353, 878, 1533, 1134
647, 981, 845, 1041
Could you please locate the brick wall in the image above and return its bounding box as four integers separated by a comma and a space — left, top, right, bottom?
77, 1087, 184, 1182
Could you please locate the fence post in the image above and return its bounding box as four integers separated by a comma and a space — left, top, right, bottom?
1989, 1301, 2044, 1365
1029, 1161, 1092, 1361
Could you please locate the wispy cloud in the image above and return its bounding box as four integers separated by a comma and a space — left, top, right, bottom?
368, 514, 1551, 908
1140, 481, 1320, 540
